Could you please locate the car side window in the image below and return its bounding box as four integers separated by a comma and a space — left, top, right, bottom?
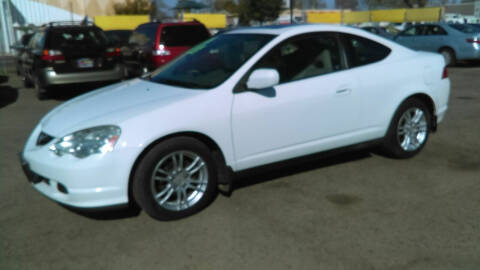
28, 32, 44, 51
341, 33, 391, 68
402, 26, 417, 36
426, 25, 447, 35
253, 33, 342, 84
130, 24, 157, 47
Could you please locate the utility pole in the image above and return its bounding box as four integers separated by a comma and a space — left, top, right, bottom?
70, 0, 73, 22
290, 0, 294, 23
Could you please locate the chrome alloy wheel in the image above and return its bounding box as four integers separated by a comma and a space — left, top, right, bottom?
150, 151, 208, 211
396, 107, 428, 152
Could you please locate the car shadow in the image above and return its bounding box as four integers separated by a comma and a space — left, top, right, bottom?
454, 61, 480, 68
232, 149, 373, 191
0, 76, 19, 109
60, 203, 141, 220
60, 148, 375, 221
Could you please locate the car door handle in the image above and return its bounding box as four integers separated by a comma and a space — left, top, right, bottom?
335, 88, 351, 95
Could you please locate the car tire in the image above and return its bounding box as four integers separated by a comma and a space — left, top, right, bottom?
132, 137, 218, 221
440, 48, 456, 67
34, 77, 48, 100
382, 98, 431, 159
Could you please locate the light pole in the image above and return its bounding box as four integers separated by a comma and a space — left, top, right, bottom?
290, 0, 293, 24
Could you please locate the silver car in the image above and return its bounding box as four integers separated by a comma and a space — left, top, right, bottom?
394, 23, 480, 65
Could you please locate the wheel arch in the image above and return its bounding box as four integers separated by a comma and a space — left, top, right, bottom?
395, 93, 437, 131
438, 46, 457, 63
438, 46, 455, 54
127, 131, 230, 205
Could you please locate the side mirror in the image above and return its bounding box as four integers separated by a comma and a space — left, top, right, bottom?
246, 68, 279, 90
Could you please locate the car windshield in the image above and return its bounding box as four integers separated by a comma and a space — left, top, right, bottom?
449, 24, 480, 33
148, 33, 275, 89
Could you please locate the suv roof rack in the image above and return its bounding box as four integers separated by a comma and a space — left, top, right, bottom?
44, 20, 95, 27
148, 18, 201, 24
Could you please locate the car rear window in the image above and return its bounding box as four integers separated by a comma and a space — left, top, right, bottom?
45, 28, 107, 49
130, 24, 158, 47
160, 25, 210, 47
449, 24, 480, 34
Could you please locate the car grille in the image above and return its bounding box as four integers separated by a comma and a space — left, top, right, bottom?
36, 132, 54, 146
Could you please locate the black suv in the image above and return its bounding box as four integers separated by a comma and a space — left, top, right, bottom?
23, 21, 124, 99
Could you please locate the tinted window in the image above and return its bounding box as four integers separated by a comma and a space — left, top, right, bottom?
342, 34, 391, 67
105, 30, 132, 46
402, 25, 426, 36
254, 33, 342, 83
149, 34, 274, 89
160, 25, 210, 47
449, 24, 480, 34
426, 25, 447, 35
130, 24, 158, 47
45, 28, 107, 49
30, 32, 45, 49
21, 33, 34, 46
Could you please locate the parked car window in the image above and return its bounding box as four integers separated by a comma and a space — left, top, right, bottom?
130, 24, 158, 47
160, 25, 210, 47
31, 32, 45, 50
253, 33, 342, 84
104, 30, 132, 46
342, 33, 391, 68
149, 34, 274, 89
449, 24, 480, 34
45, 28, 107, 49
426, 25, 447, 35
402, 25, 426, 36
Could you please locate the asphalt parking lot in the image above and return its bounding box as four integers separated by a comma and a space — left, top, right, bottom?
1, 58, 479, 270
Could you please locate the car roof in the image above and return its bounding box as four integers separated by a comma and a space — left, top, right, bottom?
227, 23, 415, 58
137, 20, 204, 28
228, 23, 367, 36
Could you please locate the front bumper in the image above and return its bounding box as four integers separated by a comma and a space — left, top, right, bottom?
20, 125, 139, 208
40, 64, 124, 86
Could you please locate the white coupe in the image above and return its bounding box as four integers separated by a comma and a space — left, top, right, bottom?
21, 24, 450, 220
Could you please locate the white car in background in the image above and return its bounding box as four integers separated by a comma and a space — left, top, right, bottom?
20, 24, 450, 220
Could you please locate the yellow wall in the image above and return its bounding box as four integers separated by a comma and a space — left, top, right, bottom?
405, 7, 441, 22
183, 13, 227, 29
371, 9, 405, 23
94, 15, 150, 30
343, 11, 370, 24
306, 11, 342, 23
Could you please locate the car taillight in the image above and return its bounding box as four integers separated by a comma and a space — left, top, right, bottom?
442, 67, 448, 79
41, 49, 65, 61
152, 44, 171, 56
466, 38, 480, 44
105, 47, 121, 57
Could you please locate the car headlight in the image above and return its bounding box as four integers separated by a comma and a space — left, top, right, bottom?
49, 125, 121, 158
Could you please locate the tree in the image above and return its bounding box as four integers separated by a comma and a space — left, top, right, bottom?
214, 0, 238, 13
238, 0, 284, 26
364, 0, 427, 8
114, 0, 153, 15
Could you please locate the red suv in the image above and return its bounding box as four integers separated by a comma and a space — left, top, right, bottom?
122, 21, 211, 77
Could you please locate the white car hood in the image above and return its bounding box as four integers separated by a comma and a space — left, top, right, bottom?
40, 79, 201, 136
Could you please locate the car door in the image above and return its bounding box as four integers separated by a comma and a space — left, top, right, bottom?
231, 32, 362, 170
395, 25, 425, 50
339, 33, 399, 137
420, 25, 448, 52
